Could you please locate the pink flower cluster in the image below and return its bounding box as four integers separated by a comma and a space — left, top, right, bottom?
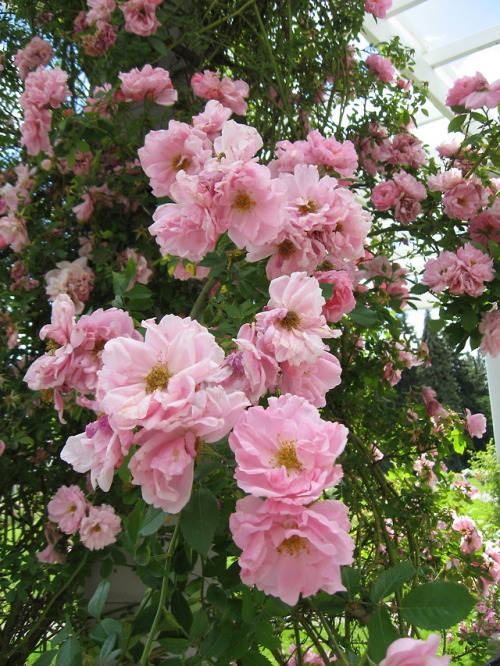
446, 71, 500, 110
371, 171, 426, 224
118, 64, 177, 106
211, 272, 343, 408
24, 294, 139, 416
120, 0, 163, 36
58, 313, 249, 512
380, 634, 451, 666
14, 36, 54, 80
427, 169, 488, 221
20, 65, 70, 155
452, 515, 483, 555
359, 125, 427, 176
366, 53, 395, 82
191, 70, 249, 115
422, 243, 494, 298
140, 105, 370, 281
46, 484, 121, 551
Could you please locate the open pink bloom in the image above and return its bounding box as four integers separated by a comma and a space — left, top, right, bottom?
364, 0, 392, 18
469, 204, 500, 246
255, 272, 339, 366
139, 121, 212, 197
14, 36, 54, 80
479, 309, 500, 357
192, 100, 232, 141
446, 72, 500, 109
230, 496, 354, 606
81, 21, 117, 56
79, 504, 121, 550
0, 215, 29, 252
371, 180, 399, 211
443, 180, 487, 220
191, 70, 249, 115
150, 201, 218, 262
380, 634, 451, 666
45, 257, 95, 313
278, 350, 342, 408
120, 0, 162, 36
86, 0, 116, 24
118, 65, 177, 106
305, 131, 358, 180
315, 270, 356, 322
423, 244, 494, 297
366, 54, 395, 82
96, 315, 224, 430
129, 428, 195, 513
388, 133, 427, 168
465, 408, 487, 438
213, 161, 286, 248
213, 119, 263, 163
452, 515, 483, 554
61, 415, 134, 492
47, 485, 87, 534
21, 66, 70, 110
230, 394, 347, 501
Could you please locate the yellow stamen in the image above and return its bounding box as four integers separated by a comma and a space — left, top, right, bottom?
145, 364, 171, 393
277, 239, 296, 258
277, 534, 309, 556
275, 440, 303, 472
297, 199, 317, 215
280, 310, 301, 330
232, 191, 255, 211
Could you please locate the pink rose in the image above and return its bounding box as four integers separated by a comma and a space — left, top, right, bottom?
47, 485, 87, 534
479, 309, 500, 357
465, 408, 487, 438
79, 504, 121, 550
380, 634, 451, 665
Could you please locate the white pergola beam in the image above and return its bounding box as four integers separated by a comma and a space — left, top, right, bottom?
363, 14, 454, 120
424, 24, 500, 67
386, 0, 428, 18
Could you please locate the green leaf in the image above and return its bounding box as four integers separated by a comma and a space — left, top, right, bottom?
200, 625, 234, 659
88, 578, 110, 618
255, 623, 280, 650
368, 608, 399, 663
190, 608, 209, 641
33, 651, 58, 666
139, 506, 167, 536
89, 619, 123, 646
75, 139, 91, 153
55, 637, 82, 666
370, 560, 415, 603
448, 114, 467, 133
320, 282, 334, 300
242, 654, 274, 666
349, 305, 379, 327
341, 567, 361, 599
450, 429, 467, 454
400, 582, 476, 630
410, 283, 429, 295
158, 638, 191, 654
180, 488, 219, 555
460, 308, 478, 332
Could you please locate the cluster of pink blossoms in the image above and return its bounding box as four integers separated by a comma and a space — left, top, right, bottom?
0, 163, 36, 252
427, 169, 488, 221
366, 53, 395, 82
452, 515, 483, 555
19, 61, 70, 156
364, 0, 392, 19
359, 123, 427, 176
191, 70, 249, 115
371, 170, 426, 224
140, 101, 370, 283
211, 272, 343, 408
118, 64, 177, 106
44, 257, 96, 313
226, 279, 354, 605
422, 243, 494, 298
42, 484, 121, 555
13, 36, 54, 80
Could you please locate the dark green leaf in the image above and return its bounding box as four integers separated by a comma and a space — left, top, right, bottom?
410, 283, 429, 295
370, 560, 415, 603
368, 608, 399, 663
320, 282, 334, 300
88, 578, 110, 618
33, 651, 58, 666
90, 619, 123, 646
190, 608, 209, 641
171, 590, 193, 633
341, 567, 361, 599
180, 488, 219, 555
400, 582, 476, 630
349, 305, 379, 327
242, 653, 274, 666
158, 638, 191, 654
139, 506, 167, 536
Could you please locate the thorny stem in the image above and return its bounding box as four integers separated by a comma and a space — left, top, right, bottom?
295, 611, 332, 665
189, 276, 218, 321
